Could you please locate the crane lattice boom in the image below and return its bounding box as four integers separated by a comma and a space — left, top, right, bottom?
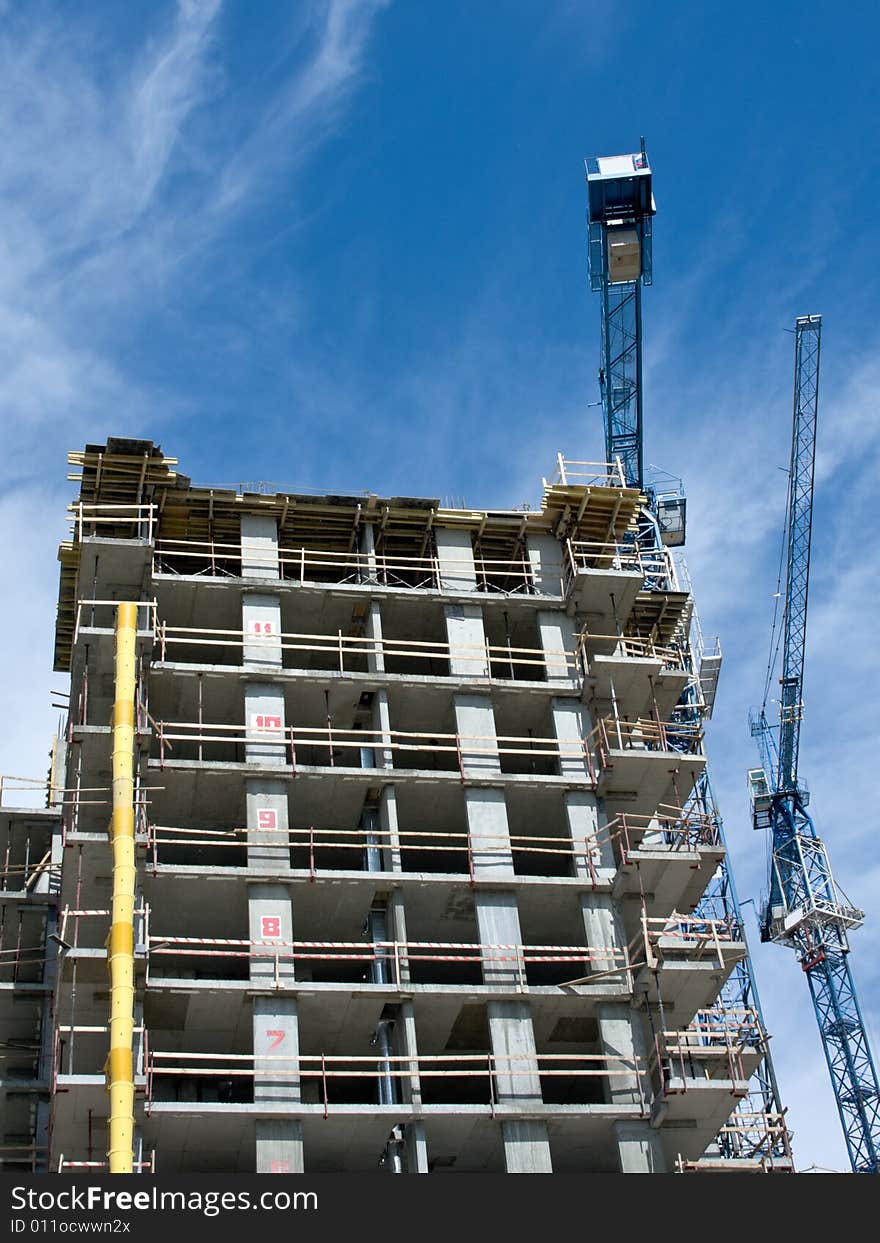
750, 315, 880, 1173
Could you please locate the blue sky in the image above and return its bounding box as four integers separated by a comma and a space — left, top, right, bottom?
1, 0, 878, 1171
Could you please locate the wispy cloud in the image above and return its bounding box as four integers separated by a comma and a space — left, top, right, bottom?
0, 0, 224, 475
213, 0, 390, 212
0, 0, 389, 792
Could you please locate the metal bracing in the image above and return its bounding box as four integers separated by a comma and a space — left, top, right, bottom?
598, 279, 644, 489
778, 317, 820, 793
807, 946, 880, 1173
749, 315, 880, 1172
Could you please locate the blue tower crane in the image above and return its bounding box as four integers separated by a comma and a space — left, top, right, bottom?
585, 143, 789, 1167
749, 315, 880, 1173
585, 140, 655, 491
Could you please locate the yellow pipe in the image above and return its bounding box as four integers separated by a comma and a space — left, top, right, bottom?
107, 602, 138, 1174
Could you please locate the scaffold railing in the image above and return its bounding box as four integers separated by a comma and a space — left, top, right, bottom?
144, 803, 722, 882
576, 630, 690, 673
151, 539, 541, 595
629, 904, 745, 973
143, 1047, 650, 1117
56, 1153, 156, 1174
69, 502, 156, 543
144, 935, 630, 991
74, 606, 701, 687
0, 1145, 48, 1172
564, 538, 676, 589
0, 810, 60, 894
675, 1110, 793, 1170
0, 773, 61, 808
588, 715, 704, 761
651, 1007, 766, 1095
541, 455, 628, 489
149, 619, 577, 679
73, 599, 157, 647
54, 1024, 148, 1080
57, 904, 149, 952
151, 719, 597, 780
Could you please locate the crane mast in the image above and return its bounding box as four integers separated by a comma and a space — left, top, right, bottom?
586, 143, 789, 1167
749, 315, 880, 1172
585, 140, 654, 490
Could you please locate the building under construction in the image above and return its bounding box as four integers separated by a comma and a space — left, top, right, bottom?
0, 435, 792, 1174
0, 148, 802, 1175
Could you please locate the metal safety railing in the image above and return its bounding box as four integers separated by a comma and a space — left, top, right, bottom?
589, 715, 704, 764
73, 599, 157, 648
612, 806, 722, 860
564, 539, 678, 592
151, 620, 577, 680
54, 1023, 147, 1080
651, 1007, 766, 1097
69, 503, 156, 543
145, 935, 629, 991
151, 719, 595, 780
147, 822, 604, 884
0, 817, 59, 895
144, 804, 721, 882
0, 1145, 48, 1173
152, 539, 540, 595
57, 904, 149, 953
0, 773, 61, 808
0, 921, 54, 983
541, 455, 628, 490
577, 631, 691, 675
56, 1153, 156, 1174
675, 1111, 793, 1170
144, 1047, 649, 1118
629, 904, 745, 975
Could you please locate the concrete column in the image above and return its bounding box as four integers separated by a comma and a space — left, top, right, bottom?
579, 891, 655, 1174
535, 611, 611, 883
527, 533, 566, 597
242, 593, 283, 668
445, 603, 489, 678
387, 889, 409, 988
433, 536, 551, 1172
614, 1120, 667, 1173
579, 888, 626, 974
437, 539, 553, 1172
377, 786, 402, 877
371, 689, 393, 772
255, 1119, 305, 1175
241, 515, 303, 1173
365, 601, 385, 674
550, 697, 591, 780
246, 780, 289, 871
241, 514, 280, 579
245, 683, 287, 766
404, 1121, 429, 1173
537, 609, 577, 683
564, 791, 615, 878
477, 895, 552, 1175
436, 526, 477, 593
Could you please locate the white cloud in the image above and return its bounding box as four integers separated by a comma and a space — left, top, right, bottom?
0, 0, 390, 797
212, 0, 390, 212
